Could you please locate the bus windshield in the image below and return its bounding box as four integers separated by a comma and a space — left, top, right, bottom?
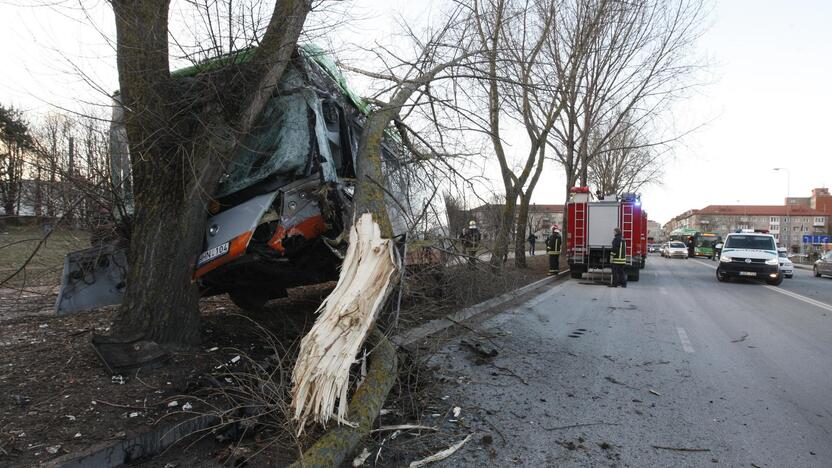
724, 235, 776, 251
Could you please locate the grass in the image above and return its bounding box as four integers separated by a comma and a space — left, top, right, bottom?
0, 225, 90, 287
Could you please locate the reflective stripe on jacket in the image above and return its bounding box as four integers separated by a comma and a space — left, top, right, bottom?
546, 234, 562, 254
611, 235, 626, 264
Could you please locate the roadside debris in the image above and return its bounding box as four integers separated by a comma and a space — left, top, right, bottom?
460, 339, 499, 359
371, 425, 438, 433
731, 333, 749, 343
408, 434, 473, 467
352, 447, 371, 466
651, 445, 710, 452
648, 389, 662, 396
453, 406, 461, 418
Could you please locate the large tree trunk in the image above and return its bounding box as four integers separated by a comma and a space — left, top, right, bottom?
109, 0, 308, 345
354, 109, 396, 238
490, 190, 517, 268
513, 192, 530, 268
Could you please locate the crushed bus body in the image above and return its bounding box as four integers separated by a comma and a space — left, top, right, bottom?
55, 45, 417, 314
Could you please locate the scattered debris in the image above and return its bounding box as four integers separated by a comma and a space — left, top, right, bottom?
460, 339, 499, 359
453, 406, 461, 418
352, 447, 372, 466
229, 355, 241, 364
605, 376, 638, 390
648, 389, 662, 396
731, 333, 749, 343
408, 434, 473, 467
205, 347, 219, 353
370, 425, 438, 433
182, 402, 193, 411
651, 445, 710, 452
128, 412, 139, 418
74, 432, 82, 438
167, 400, 179, 407
544, 422, 620, 431
46, 444, 61, 454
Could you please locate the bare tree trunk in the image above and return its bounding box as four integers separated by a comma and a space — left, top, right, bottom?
514, 191, 529, 267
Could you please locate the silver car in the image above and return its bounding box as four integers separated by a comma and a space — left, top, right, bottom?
665, 241, 688, 259
815, 251, 832, 278
777, 248, 794, 279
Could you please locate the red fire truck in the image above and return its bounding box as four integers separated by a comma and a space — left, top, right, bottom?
565, 187, 647, 281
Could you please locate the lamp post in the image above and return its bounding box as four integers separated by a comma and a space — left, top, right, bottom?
773, 167, 791, 250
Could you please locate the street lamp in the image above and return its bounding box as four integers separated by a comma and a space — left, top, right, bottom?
773, 168, 791, 250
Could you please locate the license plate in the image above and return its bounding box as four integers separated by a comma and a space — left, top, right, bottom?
739, 271, 756, 276
198, 242, 229, 267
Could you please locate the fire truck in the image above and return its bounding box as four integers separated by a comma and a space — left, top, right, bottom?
565, 187, 647, 281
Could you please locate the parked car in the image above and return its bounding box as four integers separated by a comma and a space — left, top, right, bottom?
716, 232, 782, 285
777, 248, 794, 279
665, 241, 688, 259
815, 251, 832, 278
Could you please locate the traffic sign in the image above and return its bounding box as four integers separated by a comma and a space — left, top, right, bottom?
803, 234, 830, 244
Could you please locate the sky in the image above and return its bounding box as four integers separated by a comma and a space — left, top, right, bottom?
1, 0, 831, 225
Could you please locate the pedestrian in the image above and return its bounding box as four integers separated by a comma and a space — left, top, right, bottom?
545, 224, 562, 276
527, 232, 538, 255
610, 227, 627, 287
462, 220, 481, 267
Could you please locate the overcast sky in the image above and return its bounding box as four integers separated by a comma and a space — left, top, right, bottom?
1, 0, 830, 224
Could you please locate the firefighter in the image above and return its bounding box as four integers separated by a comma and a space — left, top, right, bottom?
546, 224, 562, 276
462, 220, 481, 266
610, 227, 627, 287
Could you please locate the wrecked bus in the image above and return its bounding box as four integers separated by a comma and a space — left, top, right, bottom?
55, 45, 415, 314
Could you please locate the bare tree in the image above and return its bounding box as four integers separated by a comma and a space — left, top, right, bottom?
587, 113, 667, 195
548, 0, 706, 201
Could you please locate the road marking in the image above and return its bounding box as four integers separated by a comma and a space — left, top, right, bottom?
693, 260, 832, 313
676, 326, 695, 353
763, 286, 832, 313
693, 260, 717, 270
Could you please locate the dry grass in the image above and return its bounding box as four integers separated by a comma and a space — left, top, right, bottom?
0, 225, 89, 288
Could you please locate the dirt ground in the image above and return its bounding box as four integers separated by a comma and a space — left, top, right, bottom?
0, 252, 550, 467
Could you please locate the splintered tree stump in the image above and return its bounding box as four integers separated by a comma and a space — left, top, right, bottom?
291, 213, 400, 430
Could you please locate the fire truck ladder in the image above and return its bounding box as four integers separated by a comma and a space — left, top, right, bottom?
573, 203, 586, 264
621, 203, 634, 262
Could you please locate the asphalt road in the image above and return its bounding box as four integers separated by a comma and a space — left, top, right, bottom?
427, 254, 832, 467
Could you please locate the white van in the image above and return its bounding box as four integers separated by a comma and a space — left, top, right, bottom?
716, 232, 782, 285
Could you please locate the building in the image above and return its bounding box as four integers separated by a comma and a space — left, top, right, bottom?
467, 203, 564, 240
647, 220, 663, 243
664, 203, 829, 253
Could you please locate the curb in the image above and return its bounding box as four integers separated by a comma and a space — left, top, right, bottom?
392, 270, 569, 347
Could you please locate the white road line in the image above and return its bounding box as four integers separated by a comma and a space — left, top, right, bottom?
692, 260, 832, 313
693, 259, 717, 270
676, 326, 695, 353
763, 286, 832, 313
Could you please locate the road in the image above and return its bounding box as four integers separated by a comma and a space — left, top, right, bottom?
426, 254, 832, 467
